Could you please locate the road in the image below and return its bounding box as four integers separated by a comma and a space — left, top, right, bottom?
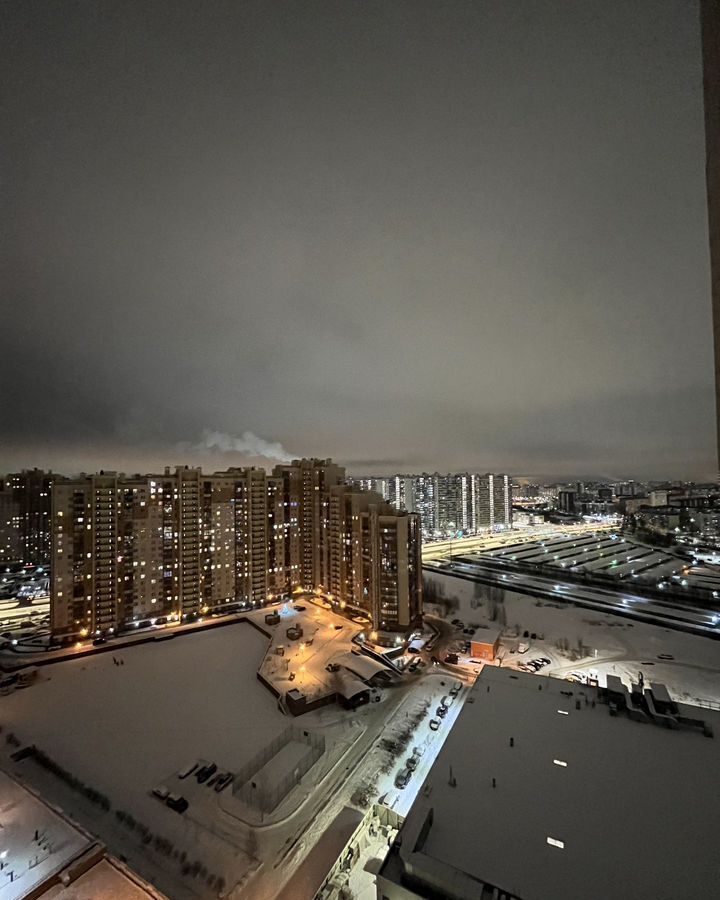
243, 665, 465, 900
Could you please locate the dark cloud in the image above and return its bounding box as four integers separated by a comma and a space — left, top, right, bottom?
0, 0, 713, 480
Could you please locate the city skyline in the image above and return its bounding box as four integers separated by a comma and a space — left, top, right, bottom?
1, 0, 714, 481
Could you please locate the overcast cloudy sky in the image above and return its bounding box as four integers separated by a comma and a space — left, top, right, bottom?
1, 0, 713, 480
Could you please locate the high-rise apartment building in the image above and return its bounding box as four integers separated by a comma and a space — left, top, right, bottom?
221, 467, 287, 604
410, 474, 438, 537
0, 469, 55, 566
327, 486, 422, 634
557, 489, 578, 514
386, 475, 415, 512
272, 458, 344, 590
51, 459, 420, 643
382, 472, 512, 539
475, 473, 512, 530
0, 480, 23, 565
51, 466, 291, 641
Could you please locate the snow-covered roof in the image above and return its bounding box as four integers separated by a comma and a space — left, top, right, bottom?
0, 771, 93, 900
334, 668, 371, 700
379, 667, 720, 900
470, 627, 501, 646
333, 650, 388, 682
0, 772, 164, 900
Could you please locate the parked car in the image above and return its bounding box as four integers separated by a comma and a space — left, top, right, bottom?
657, 654, 675, 660
538, 657, 551, 665
450, 681, 462, 697
294, 605, 306, 611
215, 773, 233, 792
436, 705, 448, 718
152, 785, 170, 800
451, 619, 461, 626
444, 653, 459, 665
406, 755, 418, 771
166, 794, 189, 814
196, 763, 217, 784
429, 718, 441, 731
395, 768, 412, 789
440, 695, 453, 709
178, 761, 198, 779
413, 745, 425, 758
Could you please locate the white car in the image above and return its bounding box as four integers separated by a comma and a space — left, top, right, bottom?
152, 785, 170, 800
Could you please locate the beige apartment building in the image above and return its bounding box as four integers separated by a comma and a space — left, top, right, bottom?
327, 486, 422, 634
50, 459, 422, 643
272, 457, 345, 590
51, 466, 291, 641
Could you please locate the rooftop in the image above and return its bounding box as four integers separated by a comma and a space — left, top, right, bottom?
379, 667, 720, 900
0, 772, 164, 900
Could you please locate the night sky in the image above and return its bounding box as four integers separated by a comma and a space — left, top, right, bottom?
1, 1, 713, 480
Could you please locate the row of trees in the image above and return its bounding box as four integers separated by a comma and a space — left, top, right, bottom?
0, 725, 232, 896
30, 746, 111, 812
115, 810, 227, 891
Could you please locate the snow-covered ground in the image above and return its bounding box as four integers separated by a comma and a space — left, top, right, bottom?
0, 615, 443, 900
0, 621, 385, 899
424, 570, 720, 707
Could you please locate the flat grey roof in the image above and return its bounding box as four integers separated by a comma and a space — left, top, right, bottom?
384, 667, 720, 900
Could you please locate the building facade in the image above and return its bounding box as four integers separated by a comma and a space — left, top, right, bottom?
273, 458, 345, 590
0, 469, 55, 566
365, 471, 513, 540
50, 459, 422, 643
51, 467, 290, 641
327, 486, 422, 634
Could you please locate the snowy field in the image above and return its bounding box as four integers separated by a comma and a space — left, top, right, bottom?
425, 570, 720, 706
0, 618, 404, 899
0, 623, 328, 898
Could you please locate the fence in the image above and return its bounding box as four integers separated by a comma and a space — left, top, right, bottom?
233, 725, 325, 814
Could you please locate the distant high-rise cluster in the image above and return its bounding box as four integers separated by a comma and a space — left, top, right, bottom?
351, 472, 513, 540
0, 468, 54, 566
50, 458, 422, 643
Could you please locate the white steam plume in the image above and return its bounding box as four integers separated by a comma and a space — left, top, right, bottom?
194, 429, 293, 463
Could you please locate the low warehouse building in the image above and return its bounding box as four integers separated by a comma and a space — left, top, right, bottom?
470, 627, 501, 661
